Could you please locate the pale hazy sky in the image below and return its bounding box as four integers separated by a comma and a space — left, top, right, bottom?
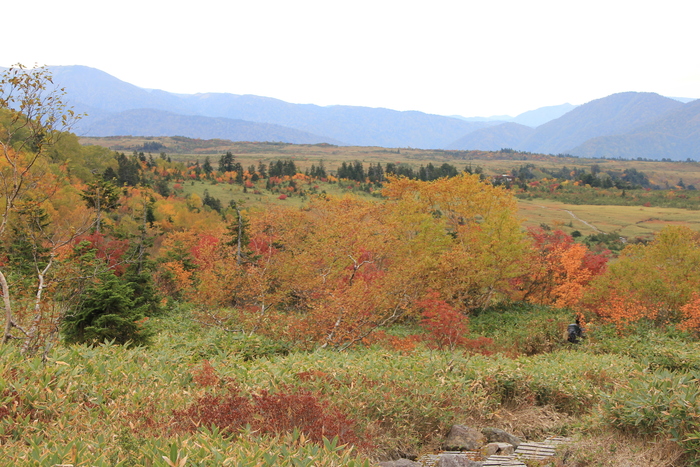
2, 0, 698, 118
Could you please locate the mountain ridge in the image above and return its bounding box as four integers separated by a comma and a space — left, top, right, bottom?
2, 65, 698, 159
448, 92, 699, 160
570, 99, 700, 160
75, 108, 343, 145
518, 92, 684, 154
49, 66, 494, 149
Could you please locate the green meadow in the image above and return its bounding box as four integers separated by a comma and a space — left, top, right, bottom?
3, 304, 699, 466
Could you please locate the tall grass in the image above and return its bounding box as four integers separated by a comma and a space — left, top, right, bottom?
1, 304, 699, 465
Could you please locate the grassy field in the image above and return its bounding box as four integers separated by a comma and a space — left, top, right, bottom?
517, 199, 700, 238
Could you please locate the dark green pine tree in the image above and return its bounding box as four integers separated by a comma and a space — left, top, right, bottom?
226, 201, 251, 265
219, 151, 235, 172
62, 272, 154, 347
115, 152, 142, 186
202, 157, 214, 176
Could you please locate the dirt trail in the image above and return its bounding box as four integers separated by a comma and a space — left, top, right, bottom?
564, 210, 603, 233
533, 203, 603, 234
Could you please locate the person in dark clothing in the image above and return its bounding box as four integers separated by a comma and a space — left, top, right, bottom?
567, 317, 584, 344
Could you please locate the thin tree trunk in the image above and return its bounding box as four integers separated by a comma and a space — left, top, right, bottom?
21, 257, 53, 354
1, 270, 13, 344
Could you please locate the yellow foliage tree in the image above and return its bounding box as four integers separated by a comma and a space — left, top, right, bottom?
382, 174, 528, 312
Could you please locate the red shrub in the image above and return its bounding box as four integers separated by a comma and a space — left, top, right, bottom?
417, 291, 468, 351
251, 388, 362, 445
172, 388, 253, 435
170, 384, 367, 447
192, 360, 219, 387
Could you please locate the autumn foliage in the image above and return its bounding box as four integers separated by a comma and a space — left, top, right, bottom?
679, 294, 700, 333
417, 291, 468, 351
154, 174, 541, 349
149, 362, 368, 447
581, 226, 700, 330
516, 227, 609, 308
3, 67, 697, 355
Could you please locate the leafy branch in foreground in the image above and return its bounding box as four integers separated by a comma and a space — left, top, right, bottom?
0, 64, 89, 353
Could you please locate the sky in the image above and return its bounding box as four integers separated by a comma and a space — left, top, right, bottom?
2, 0, 698, 118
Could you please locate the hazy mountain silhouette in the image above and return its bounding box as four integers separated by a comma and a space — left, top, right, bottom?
75, 108, 342, 145
447, 122, 534, 151
511, 103, 578, 127
450, 103, 576, 127
5, 65, 698, 159
49, 66, 492, 148
571, 99, 700, 160
448, 92, 691, 158
519, 92, 684, 154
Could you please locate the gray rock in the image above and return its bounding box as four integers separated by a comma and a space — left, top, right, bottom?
443, 425, 487, 451
437, 453, 483, 467
481, 427, 521, 448
378, 460, 421, 467
481, 442, 514, 457
480, 443, 499, 457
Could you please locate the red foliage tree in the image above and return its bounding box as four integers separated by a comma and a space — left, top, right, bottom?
417, 290, 468, 351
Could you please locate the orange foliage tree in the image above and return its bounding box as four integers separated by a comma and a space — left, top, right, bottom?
580, 226, 700, 329
514, 227, 608, 308
241, 197, 426, 350
154, 173, 537, 349
679, 294, 700, 334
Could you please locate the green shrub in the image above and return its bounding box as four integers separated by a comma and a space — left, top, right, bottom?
229, 334, 291, 360
604, 369, 700, 460
62, 272, 153, 346
470, 302, 573, 355
586, 323, 700, 372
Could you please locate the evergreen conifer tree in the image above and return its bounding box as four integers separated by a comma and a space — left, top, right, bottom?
62, 272, 153, 346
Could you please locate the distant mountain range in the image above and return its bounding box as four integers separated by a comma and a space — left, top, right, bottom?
4, 65, 698, 160
451, 103, 578, 128
447, 92, 700, 160
47, 66, 496, 149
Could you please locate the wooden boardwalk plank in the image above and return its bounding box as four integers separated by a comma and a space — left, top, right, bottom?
484, 455, 527, 467
416, 435, 570, 466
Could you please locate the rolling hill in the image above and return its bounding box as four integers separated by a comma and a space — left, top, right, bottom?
570, 99, 700, 160
50, 66, 494, 149
77, 108, 343, 145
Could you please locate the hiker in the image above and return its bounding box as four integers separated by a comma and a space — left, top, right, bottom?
567, 317, 584, 344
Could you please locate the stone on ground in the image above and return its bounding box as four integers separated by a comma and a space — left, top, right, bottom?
443, 425, 487, 451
